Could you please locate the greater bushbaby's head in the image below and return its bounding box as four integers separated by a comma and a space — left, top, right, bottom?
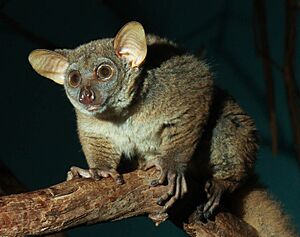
28, 21, 147, 117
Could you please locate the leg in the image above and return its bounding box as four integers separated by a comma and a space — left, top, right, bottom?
142, 111, 205, 210
201, 98, 258, 218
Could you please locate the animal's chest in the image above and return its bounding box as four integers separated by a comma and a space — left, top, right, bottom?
81, 118, 162, 158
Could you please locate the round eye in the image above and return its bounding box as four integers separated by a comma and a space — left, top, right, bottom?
97, 64, 114, 81
68, 70, 81, 88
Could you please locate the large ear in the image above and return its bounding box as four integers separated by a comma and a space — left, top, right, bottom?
114, 21, 147, 68
28, 49, 69, 85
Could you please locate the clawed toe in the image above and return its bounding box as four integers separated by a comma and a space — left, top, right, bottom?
66, 166, 124, 184
67, 166, 92, 180
94, 168, 124, 184
203, 192, 221, 217
141, 159, 188, 210
199, 179, 226, 219
153, 170, 188, 210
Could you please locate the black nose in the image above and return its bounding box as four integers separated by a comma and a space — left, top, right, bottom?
79, 87, 95, 105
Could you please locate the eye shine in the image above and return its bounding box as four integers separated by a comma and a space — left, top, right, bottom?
68, 70, 82, 88
97, 64, 114, 81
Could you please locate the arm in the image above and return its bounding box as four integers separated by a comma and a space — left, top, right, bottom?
68, 130, 124, 184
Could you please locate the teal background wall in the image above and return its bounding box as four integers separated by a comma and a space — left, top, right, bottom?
0, 0, 299, 236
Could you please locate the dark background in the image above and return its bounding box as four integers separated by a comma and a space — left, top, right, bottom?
0, 0, 299, 236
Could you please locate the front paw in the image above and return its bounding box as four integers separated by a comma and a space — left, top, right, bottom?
143, 159, 188, 210
67, 166, 124, 184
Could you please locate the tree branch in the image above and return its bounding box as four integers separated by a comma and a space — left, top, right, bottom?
0, 169, 258, 237
0, 161, 67, 237
253, 0, 278, 155
283, 0, 300, 163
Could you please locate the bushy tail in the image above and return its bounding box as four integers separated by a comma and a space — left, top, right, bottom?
228, 180, 298, 237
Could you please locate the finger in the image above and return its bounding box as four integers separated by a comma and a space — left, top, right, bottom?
89, 169, 101, 180
167, 172, 177, 195
203, 193, 217, 213
181, 175, 188, 198
174, 175, 181, 200
205, 180, 212, 194
110, 171, 124, 185
67, 171, 74, 181
97, 169, 124, 184
206, 195, 220, 218
165, 176, 181, 209
164, 176, 181, 210
71, 166, 91, 178
157, 172, 177, 205
98, 170, 109, 178
151, 169, 167, 186
158, 169, 168, 184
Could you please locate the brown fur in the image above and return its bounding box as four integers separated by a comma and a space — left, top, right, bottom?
229, 178, 298, 237
28, 22, 298, 236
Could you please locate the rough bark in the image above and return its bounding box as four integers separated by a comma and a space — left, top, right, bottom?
0, 169, 258, 237
0, 161, 66, 237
